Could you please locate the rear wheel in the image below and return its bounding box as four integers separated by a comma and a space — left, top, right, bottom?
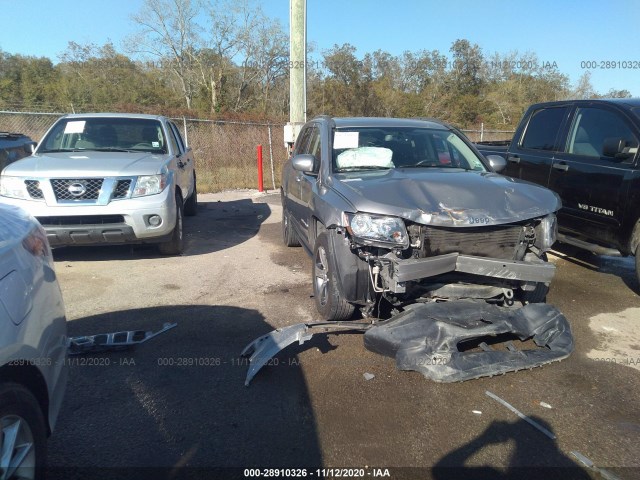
184, 174, 198, 216
0, 383, 47, 480
313, 233, 355, 320
158, 193, 184, 255
282, 207, 300, 247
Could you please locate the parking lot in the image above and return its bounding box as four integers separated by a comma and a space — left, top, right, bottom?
46, 191, 640, 479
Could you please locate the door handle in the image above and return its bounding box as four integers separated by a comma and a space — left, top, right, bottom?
552, 162, 569, 172
507, 155, 520, 164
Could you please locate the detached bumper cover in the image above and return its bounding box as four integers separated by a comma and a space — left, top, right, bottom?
241, 301, 573, 385
364, 301, 573, 382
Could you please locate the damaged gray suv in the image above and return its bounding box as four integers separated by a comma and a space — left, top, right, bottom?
282, 117, 561, 320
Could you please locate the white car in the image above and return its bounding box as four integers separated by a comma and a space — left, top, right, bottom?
0, 203, 68, 478
0, 113, 197, 255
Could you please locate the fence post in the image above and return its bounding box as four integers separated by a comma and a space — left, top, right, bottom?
182, 117, 189, 147
257, 144, 264, 192
268, 125, 276, 191
480, 123, 484, 142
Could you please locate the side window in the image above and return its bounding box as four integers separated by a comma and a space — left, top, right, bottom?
520, 107, 568, 151
308, 127, 322, 164
166, 123, 183, 155
294, 127, 312, 155
169, 122, 186, 153
566, 107, 639, 161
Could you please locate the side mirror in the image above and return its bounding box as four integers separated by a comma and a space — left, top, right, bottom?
291, 154, 316, 174
602, 137, 632, 160
486, 154, 507, 173
28, 142, 36, 154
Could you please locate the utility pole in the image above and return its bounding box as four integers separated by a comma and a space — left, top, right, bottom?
284, 0, 306, 155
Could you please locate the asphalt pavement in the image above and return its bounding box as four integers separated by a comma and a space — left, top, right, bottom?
46, 191, 640, 480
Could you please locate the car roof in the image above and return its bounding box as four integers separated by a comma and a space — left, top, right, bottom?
529, 98, 640, 110
60, 113, 167, 121
326, 117, 450, 130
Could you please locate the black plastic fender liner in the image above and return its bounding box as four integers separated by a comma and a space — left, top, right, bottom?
364, 301, 574, 382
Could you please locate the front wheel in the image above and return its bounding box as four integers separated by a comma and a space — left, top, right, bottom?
0, 383, 47, 480
158, 193, 184, 255
313, 233, 355, 320
635, 243, 640, 292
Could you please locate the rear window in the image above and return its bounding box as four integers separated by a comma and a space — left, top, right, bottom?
520, 107, 568, 151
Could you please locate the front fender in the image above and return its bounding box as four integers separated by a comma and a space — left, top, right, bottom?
326, 229, 371, 305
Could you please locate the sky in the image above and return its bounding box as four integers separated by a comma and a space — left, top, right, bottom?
1, 0, 639, 96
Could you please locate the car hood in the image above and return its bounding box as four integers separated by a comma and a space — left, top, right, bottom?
2, 152, 171, 177
329, 168, 561, 227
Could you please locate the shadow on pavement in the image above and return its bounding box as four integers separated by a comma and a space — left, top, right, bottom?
550, 242, 638, 293
47, 305, 321, 479
52, 199, 271, 261
432, 418, 590, 480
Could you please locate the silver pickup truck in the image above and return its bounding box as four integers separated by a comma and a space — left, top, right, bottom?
0, 113, 197, 255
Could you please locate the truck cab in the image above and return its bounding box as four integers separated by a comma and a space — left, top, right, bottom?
479, 99, 640, 287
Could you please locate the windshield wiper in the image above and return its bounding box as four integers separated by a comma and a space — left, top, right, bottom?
336, 166, 391, 172
93, 147, 137, 153
39, 148, 86, 153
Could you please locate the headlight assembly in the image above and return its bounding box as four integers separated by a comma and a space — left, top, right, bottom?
132, 173, 168, 197
0, 176, 31, 199
345, 212, 409, 248
534, 213, 557, 252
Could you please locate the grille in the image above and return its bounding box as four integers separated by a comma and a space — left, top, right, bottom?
113, 179, 131, 199
36, 215, 125, 226
25, 180, 44, 199
51, 178, 103, 201
421, 225, 525, 260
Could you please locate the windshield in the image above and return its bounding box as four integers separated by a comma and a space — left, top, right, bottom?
332, 127, 486, 172
38, 117, 167, 154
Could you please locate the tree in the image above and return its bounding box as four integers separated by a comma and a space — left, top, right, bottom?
129, 0, 201, 109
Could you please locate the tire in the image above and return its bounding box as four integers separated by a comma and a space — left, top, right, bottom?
313, 233, 355, 320
282, 207, 300, 247
184, 174, 198, 217
521, 252, 549, 304
158, 193, 184, 255
0, 383, 47, 480
635, 243, 640, 291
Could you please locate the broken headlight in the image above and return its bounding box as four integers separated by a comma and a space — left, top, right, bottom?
534, 213, 557, 252
345, 213, 409, 248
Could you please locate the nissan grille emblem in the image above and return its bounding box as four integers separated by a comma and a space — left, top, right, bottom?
68, 182, 87, 197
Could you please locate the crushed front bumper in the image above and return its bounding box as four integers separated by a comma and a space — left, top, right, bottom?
380, 252, 555, 293
241, 301, 573, 385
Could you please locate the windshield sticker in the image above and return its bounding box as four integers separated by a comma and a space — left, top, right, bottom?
334, 131, 359, 149
64, 121, 86, 134
152, 141, 160, 148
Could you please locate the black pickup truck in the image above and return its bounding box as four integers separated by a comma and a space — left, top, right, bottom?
475, 99, 640, 287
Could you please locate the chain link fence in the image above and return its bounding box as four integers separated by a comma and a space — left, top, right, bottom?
0, 110, 287, 193
1, 110, 514, 192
